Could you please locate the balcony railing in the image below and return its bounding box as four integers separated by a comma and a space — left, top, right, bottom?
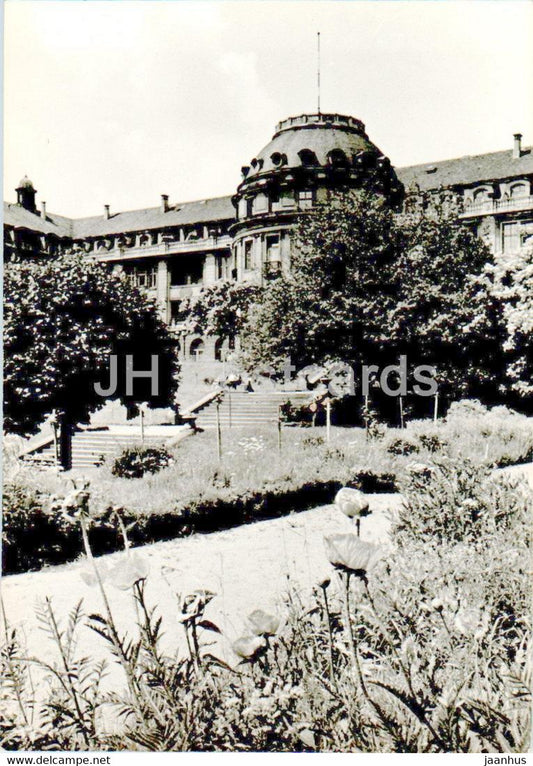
91, 235, 232, 261
460, 195, 533, 218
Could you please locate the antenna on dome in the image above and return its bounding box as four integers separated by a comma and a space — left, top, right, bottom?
317, 31, 321, 114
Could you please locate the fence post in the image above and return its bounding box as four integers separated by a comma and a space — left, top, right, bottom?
326, 399, 331, 444
433, 391, 439, 423
399, 395, 405, 430
216, 399, 222, 461
277, 405, 282, 455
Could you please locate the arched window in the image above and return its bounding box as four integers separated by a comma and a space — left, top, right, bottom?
298, 149, 318, 166
189, 338, 205, 360
214, 337, 225, 362
270, 152, 287, 167
327, 149, 348, 167
510, 182, 528, 198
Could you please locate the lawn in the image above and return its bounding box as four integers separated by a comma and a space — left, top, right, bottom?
3, 400, 533, 573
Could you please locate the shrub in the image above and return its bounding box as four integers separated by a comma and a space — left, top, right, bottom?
416, 431, 449, 453
395, 457, 532, 545
385, 433, 420, 456
302, 434, 325, 448
1, 484, 80, 573
280, 399, 312, 425
111, 445, 173, 479
349, 469, 398, 493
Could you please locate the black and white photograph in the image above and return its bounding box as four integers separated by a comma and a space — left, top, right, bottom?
2, 0, 532, 755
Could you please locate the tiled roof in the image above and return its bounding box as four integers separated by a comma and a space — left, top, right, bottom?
70, 195, 235, 238
396, 146, 533, 192
5, 145, 532, 239
3, 202, 73, 237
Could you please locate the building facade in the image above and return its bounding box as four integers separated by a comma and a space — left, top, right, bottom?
4, 115, 533, 362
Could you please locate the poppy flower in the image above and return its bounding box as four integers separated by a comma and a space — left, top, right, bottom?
79, 559, 111, 586
178, 590, 216, 623
324, 533, 381, 576
247, 609, 279, 637
108, 553, 149, 590
334, 487, 370, 519
232, 634, 267, 660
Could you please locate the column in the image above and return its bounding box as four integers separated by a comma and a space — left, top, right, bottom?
203, 253, 216, 286
157, 259, 169, 323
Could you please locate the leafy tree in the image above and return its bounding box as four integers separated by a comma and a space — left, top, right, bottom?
240, 189, 501, 409
181, 280, 263, 343
391, 194, 502, 403
484, 243, 533, 404
4, 255, 180, 446
240, 190, 404, 374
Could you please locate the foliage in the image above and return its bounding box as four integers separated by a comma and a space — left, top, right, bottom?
1, 458, 530, 751
239, 189, 501, 408
3, 255, 179, 436
483, 243, 533, 401
349, 469, 398, 493
111, 446, 174, 479
180, 281, 263, 343
1, 484, 80, 573
385, 434, 420, 456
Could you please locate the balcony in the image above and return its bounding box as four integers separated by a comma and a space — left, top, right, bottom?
90, 235, 232, 262
460, 195, 533, 218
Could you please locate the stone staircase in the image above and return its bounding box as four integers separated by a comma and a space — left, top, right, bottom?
193, 391, 312, 429
21, 428, 179, 471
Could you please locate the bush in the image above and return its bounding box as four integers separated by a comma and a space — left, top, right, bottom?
279, 399, 313, 425
395, 457, 532, 545
385, 433, 420, 456
349, 469, 398, 493
111, 445, 174, 479
1, 484, 80, 573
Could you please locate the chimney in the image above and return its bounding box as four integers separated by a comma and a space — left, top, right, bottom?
513, 133, 522, 159
161, 194, 169, 213
104, 204, 110, 220
40, 201, 47, 219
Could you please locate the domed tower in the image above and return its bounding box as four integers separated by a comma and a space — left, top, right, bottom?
16, 176, 37, 212
230, 112, 403, 282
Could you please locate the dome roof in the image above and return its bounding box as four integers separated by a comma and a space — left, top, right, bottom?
17, 175, 35, 190
244, 113, 381, 179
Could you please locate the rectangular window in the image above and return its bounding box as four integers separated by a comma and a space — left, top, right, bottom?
170, 256, 204, 286
129, 265, 157, 288
244, 240, 253, 270
502, 222, 520, 253
297, 190, 314, 210
266, 234, 280, 264
170, 300, 186, 325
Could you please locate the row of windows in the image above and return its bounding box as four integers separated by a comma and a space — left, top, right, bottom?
240, 234, 280, 271
241, 189, 314, 218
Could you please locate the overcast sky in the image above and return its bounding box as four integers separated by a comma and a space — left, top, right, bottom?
4, 0, 533, 217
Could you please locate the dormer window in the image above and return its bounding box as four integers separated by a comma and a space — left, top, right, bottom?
327, 149, 348, 167
270, 152, 287, 167
298, 149, 318, 166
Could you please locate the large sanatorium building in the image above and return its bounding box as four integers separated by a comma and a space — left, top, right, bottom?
4, 113, 533, 362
